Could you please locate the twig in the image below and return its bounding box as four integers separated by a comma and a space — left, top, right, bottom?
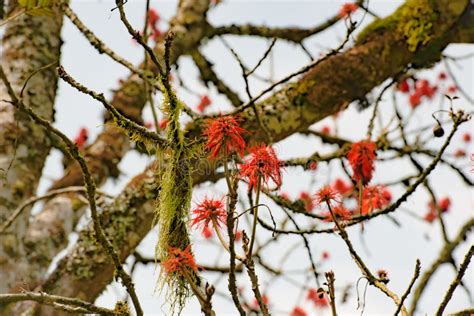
394, 259, 420, 315
242, 231, 270, 316
435, 245, 474, 316
0, 292, 115, 315
57, 66, 166, 147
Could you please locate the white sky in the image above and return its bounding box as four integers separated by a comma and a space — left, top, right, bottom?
33, 1, 474, 315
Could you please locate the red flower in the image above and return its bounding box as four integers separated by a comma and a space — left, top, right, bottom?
234, 230, 242, 242
322, 251, 330, 260
252, 295, 269, 309
315, 185, 340, 207
159, 118, 168, 130
203, 116, 247, 159
333, 178, 352, 195
240, 145, 282, 191
147, 8, 161, 40
202, 226, 213, 239
299, 191, 315, 212
415, 79, 437, 99
338, 2, 358, 18
308, 161, 318, 170
321, 125, 330, 135
161, 245, 198, 275
361, 185, 391, 215
447, 85, 457, 94
191, 198, 227, 231
462, 133, 471, 143
144, 121, 153, 129
454, 149, 466, 158
74, 127, 89, 150
439, 197, 451, 212
398, 79, 410, 93
290, 306, 308, 316
425, 197, 451, 223
438, 72, 447, 80
323, 205, 352, 222
409, 92, 422, 108
306, 288, 328, 308
424, 210, 437, 223
197, 95, 212, 113
279, 192, 290, 201
347, 141, 376, 185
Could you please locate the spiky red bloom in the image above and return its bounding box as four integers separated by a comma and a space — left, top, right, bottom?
347, 140, 376, 185
315, 185, 340, 206
338, 2, 358, 18
197, 95, 212, 113
361, 185, 391, 215
323, 205, 352, 222
333, 178, 352, 196
74, 127, 89, 150
463, 133, 471, 143
191, 198, 227, 231
203, 116, 247, 159
398, 79, 410, 93
290, 306, 308, 316
240, 145, 282, 191
161, 245, 198, 275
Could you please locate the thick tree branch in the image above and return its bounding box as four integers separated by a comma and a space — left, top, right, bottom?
0, 0, 64, 297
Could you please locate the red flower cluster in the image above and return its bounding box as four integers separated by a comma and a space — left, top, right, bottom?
161, 245, 198, 275
204, 116, 247, 159
361, 185, 392, 215
424, 197, 451, 223
407, 79, 438, 108
290, 306, 308, 316
191, 198, 227, 231
306, 288, 328, 308
347, 140, 376, 185
299, 191, 314, 212
240, 145, 282, 191
197, 95, 212, 113
147, 8, 162, 41
74, 127, 89, 150
338, 2, 358, 18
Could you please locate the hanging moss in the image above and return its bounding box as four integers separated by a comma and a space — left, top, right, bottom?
154, 80, 195, 314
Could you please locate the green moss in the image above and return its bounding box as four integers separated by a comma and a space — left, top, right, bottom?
155, 81, 194, 314
357, 0, 438, 52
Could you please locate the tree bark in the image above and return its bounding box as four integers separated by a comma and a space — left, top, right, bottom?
0, 3, 64, 295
